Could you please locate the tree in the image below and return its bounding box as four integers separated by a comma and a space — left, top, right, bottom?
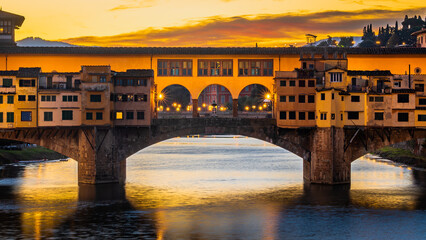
359, 39, 377, 48
338, 37, 354, 47
386, 32, 400, 47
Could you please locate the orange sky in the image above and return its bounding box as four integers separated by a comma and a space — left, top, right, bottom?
4, 0, 426, 47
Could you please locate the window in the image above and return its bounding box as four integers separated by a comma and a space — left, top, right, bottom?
41, 96, 46, 101
135, 94, 148, 102
0, 112, 3, 122
375, 97, 384, 102
0, 96, 2, 104
308, 95, 315, 103
289, 111, 296, 120
99, 76, 106, 83
279, 111, 286, 120
28, 95, 36, 101
299, 112, 305, 120
308, 112, 315, 120
321, 93, 325, 100
418, 115, 426, 122
280, 81, 286, 87
419, 98, 426, 105
116, 112, 123, 120
397, 94, 409, 103
6, 112, 14, 123
18, 95, 25, 101
198, 60, 233, 76
299, 80, 305, 87
415, 84, 424, 92
86, 112, 93, 120
298, 95, 305, 103
2, 78, 12, 87
351, 96, 360, 102
157, 60, 192, 76
21, 111, 32, 122
238, 60, 273, 76
289, 96, 295, 102
348, 112, 359, 120
394, 81, 401, 87
44, 112, 53, 121
329, 72, 342, 82
341, 96, 344, 101
320, 113, 327, 120
62, 110, 73, 120
137, 111, 145, 120
332, 93, 335, 100
90, 95, 102, 102
19, 79, 35, 87
126, 111, 134, 120
52, 96, 56, 101
63, 95, 78, 102
375, 112, 384, 120
279, 96, 286, 102
289, 80, 296, 87
96, 112, 103, 120
7, 96, 13, 104
397, 112, 409, 122
308, 80, 315, 87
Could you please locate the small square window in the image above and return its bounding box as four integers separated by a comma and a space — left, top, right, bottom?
137, 111, 145, 120
289, 81, 296, 87
126, 111, 134, 120
96, 112, 103, 120
86, 112, 93, 120
280, 96, 286, 102
289, 111, 296, 120
279, 111, 287, 120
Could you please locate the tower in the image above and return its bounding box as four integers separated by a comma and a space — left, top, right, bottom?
0, 10, 25, 46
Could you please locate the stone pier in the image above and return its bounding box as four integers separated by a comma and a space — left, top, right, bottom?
303, 127, 350, 184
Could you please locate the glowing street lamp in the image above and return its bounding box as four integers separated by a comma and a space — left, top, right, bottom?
173, 102, 177, 107
202, 103, 206, 108
166, 107, 170, 111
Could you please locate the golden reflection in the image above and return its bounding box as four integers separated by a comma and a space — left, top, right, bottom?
17, 160, 79, 238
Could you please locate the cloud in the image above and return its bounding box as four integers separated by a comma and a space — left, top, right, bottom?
110, 0, 157, 11
62, 7, 426, 47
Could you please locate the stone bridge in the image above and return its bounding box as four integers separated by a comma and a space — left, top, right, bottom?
0, 118, 425, 185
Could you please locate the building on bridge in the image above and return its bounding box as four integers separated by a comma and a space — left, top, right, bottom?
275, 51, 426, 129
38, 71, 82, 127
112, 69, 154, 126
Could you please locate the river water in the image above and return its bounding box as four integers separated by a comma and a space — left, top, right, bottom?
0, 136, 425, 239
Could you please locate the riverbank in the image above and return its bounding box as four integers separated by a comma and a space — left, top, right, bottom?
374, 146, 426, 169
0, 147, 66, 165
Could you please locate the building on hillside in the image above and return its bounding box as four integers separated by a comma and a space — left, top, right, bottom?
0, 10, 25, 46
38, 72, 82, 127
80, 66, 113, 126
112, 69, 154, 126
412, 29, 426, 48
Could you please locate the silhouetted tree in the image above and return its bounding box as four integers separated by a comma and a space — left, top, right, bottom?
338, 37, 354, 47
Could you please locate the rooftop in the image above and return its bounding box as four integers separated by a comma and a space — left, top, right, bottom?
347, 70, 393, 76
114, 69, 154, 77
0, 10, 25, 27
0, 46, 426, 55
17, 67, 41, 78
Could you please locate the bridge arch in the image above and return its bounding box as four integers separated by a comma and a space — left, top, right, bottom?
197, 84, 233, 110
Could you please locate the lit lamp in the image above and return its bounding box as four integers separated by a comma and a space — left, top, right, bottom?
211, 100, 218, 117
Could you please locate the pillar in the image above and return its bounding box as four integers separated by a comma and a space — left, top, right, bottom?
77, 127, 126, 185
192, 99, 199, 118
232, 99, 238, 118
303, 127, 350, 184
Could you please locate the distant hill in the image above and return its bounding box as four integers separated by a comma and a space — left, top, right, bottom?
16, 37, 78, 47
303, 36, 363, 47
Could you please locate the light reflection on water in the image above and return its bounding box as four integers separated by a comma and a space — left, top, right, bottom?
0, 136, 425, 239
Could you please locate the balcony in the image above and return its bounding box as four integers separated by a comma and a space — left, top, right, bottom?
0, 85, 16, 94
347, 85, 366, 92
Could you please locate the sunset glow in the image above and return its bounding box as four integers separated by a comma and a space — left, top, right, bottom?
4, 0, 426, 47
